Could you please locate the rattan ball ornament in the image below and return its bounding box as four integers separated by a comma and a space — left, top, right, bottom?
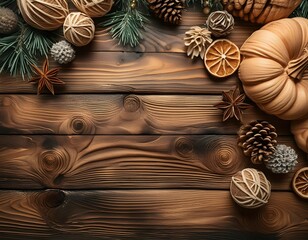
230, 168, 271, 208
71, 0, 114, 18
17, 0, 69, 31
206, 10, 234, 37
63, 12, 95, 47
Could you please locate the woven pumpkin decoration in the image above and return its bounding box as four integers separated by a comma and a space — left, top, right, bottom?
222, 0, 302, 24
291, 118, 308, 153
63, 12, 95, 47
17, 0, 69, 31
230, 168, 271, 209
239, 17, 308, 120
71, 0, 114, 18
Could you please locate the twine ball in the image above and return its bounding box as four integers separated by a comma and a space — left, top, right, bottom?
71, 0, 114, 18
0, 7, 18, 34
230, 168, 271, 209
63, 12, 95, 47
17, 0, 69, 31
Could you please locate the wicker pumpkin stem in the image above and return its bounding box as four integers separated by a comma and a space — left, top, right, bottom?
287, 47, 308, 80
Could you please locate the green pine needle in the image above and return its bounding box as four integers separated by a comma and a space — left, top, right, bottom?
291, 0, 308, 18
0, 23, 55, 80
102, 8, 148, 47
0, 0, 16, 7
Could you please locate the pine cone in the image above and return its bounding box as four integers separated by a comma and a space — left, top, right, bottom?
238, 120, 278, 164
206, 11, 234, 37
147, 0, 184, 25
222, 0, 301, 24
184, 26, 212, 59
265, 144, 298, 174
0, 7, 18, 34
51, 40, 76, 65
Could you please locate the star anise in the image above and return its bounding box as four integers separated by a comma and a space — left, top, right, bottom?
29, 58, 65, 95
214, 87, 251, 122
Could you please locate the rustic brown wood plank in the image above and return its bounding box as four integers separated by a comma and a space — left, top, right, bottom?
0, 94, 289, 135
0, 135, 305, 190
0, 190, 307, 239
0, 52, 240, 94
0, 13, 259, 94
11, 43, 301, 95
91, 18, 259, 53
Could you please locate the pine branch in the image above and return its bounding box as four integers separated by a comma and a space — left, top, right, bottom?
114, 0, 149, 10
102, 8, 148, 47
291, 0, 308, 18
186, 0, 223, 11
0, 23, 55, 80
0, 0, 18, 11
0, 0, 16, 7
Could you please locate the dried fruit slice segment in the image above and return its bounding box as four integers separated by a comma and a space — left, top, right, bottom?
292, 167, 308, 199
204, 39, 240, 78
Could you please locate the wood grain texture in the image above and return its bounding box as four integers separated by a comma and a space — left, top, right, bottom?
0, 135, 306, 190
0, 18, 258, 94
91, 18, 259, 53
0, 190, 307, 240
0, 52, 241, 94
0, 95, 289, 135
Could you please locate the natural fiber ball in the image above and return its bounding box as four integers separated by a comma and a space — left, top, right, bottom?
17, 0, 69, 31
0, 7, 18, 34
71, 0, 114, 18
230, 168, 271, 209
63, 12, 95, 47
265, 144, 298, 174
51, 40, 76, 64
206, 10, 234, 37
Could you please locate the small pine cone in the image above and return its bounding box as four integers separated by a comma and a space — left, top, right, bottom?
147, 0, 184, 25
0, 7, 18, 34
51, 40, 76, 65
184, 26, 212, 59
265, 144, 298, 174
206, 10, 234, 37
238, 120, 278, 164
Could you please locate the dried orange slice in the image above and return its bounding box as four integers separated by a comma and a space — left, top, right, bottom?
292, 167, 308, 199
204, 39, 240, 78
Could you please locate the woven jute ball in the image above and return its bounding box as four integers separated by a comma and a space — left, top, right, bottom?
230, 168, 271, 209
63, 12, 95, 47
71, 0, 114, 18
206, 10, 234, 37
17, 0, 69, 31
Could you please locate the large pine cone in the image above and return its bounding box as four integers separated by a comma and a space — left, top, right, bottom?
222, 0, 302, 24
238, 120, 278, 164
147, 0, 184, 25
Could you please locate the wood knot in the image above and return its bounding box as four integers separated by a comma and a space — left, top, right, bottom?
45, 190, 66, 208
124, 95, 141, 112
258, 205, 289, 231
40, 149, 69, 173
199, 137, 244, 174
175, 137, 194, 158
68, 115, 95, 134
2, 96, 12, 106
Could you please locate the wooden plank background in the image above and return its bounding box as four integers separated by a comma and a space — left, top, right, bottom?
0, 6, 307, 240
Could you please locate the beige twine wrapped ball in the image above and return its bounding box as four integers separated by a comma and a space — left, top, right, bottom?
63, 12, 95, 47
17, 0, 69, 31
71, 0, 114, 18
230, 168, 271, 209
